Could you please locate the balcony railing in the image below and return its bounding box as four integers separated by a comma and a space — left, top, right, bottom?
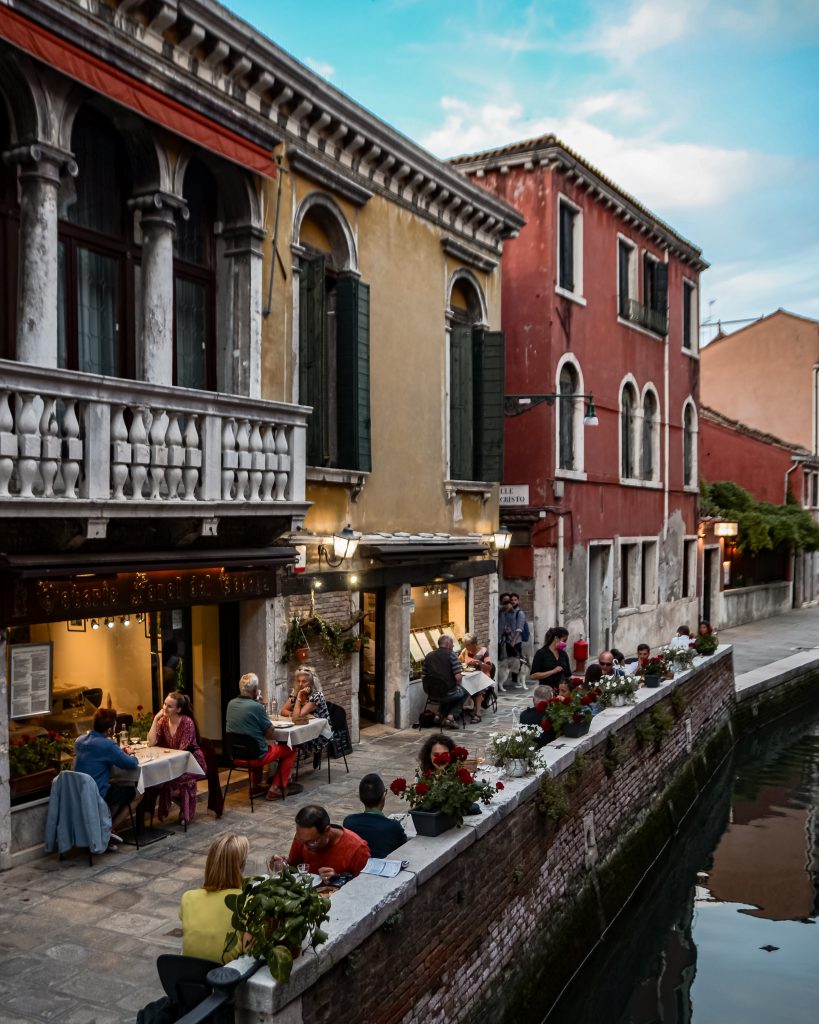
623, 297, 668, 336
0, 361, 308, 517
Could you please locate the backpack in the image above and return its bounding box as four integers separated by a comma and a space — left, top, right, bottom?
520, 618, 530, 643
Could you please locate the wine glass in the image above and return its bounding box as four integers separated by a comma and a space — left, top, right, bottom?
298, 862, 311, 884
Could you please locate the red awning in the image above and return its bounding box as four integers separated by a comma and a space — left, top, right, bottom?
0, 7, 277, 179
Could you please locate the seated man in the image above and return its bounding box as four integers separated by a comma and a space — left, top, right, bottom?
343, 774, 407, 859
269, 804, 370, 882
422, 635, 468, 728
225, 672, 299, 799
625, 644, 651, 673
519, 684, 556, 747
597, 651, 626, 677
74, 708, 143, 849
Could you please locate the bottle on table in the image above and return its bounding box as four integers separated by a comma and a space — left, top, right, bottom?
269, 697, 278, 718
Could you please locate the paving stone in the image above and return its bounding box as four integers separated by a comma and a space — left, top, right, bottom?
6, 992, 76, 1021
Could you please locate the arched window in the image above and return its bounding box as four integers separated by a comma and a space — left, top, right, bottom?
641, 389, 658, 480
297, 194, 370, 471
621, 383, 637, 479
558, 363, 579, 470
174, 159, 216, 390
0, 99, 18, 359
683, 401, 697, 487
447, 271, 501, 482
58, 108, 133, 377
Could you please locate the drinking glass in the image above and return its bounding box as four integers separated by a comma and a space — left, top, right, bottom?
298, 862, 311, 883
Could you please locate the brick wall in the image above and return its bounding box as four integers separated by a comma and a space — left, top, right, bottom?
286, 593, 355, 725
293, 652, 736, 1024
471, 574, 490, 647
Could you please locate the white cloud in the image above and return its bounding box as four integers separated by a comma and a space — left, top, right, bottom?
580, 0, 699, 65
304, 57, 335, 80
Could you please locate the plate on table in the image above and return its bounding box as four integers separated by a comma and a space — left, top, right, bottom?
271, 720, 294, 728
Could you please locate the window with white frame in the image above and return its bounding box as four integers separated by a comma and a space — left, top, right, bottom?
641, 540, 657, 605
620, 541, 639, 609
620, 382, 638, 480
683, 400, 697, 488
557, 359, 585, 473
617, 237, 637, 320
557, 196, 583, 299
641, 388, 659, 481
683, 538, 697, 598
682, 279, 698, 352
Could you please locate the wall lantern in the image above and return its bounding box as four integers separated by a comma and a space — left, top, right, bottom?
505, 392, 599, 426
318, 524, 361, 568
493, 524, 512, 551
714, 521, 739, 537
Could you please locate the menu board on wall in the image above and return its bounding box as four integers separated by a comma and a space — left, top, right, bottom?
10, 643, 53, 719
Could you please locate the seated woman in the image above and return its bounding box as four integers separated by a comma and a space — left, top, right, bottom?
180, 832, 248, 963
584, 663, 604, 686
281, 666, 330, 768
458, 632, 494, 724
418, 733, 480, 815
147, 691, 207, 824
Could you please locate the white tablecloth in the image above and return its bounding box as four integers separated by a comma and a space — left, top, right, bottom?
110, 746, 205, 794
270, 718, 333, 748
461, 671, 492, 697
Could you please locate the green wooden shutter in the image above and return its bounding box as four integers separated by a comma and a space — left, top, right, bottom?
449, 325, 473, 480
299, 254, 326, 465
473, 329, 505, 482
559, 203, 574, 291
655, 263, 668, 317
336, 276, 372, 472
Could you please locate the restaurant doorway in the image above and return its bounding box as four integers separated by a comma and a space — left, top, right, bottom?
358, 590, 385, 723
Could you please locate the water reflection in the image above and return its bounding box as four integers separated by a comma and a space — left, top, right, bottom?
544, 706, 819, 1024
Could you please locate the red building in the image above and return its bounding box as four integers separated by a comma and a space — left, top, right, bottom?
452, 136, 708, 656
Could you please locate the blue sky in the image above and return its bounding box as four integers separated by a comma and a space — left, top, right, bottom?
230, 0, 819, 339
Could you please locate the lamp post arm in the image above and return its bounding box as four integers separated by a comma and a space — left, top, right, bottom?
504, 393, 594, 417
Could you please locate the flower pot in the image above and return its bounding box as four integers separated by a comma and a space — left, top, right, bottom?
10, 768, 56, 801
644, 673, 662, 688
611, 693, 627, 708
410, 809, 456, 837
562, 719, 591, 738
295, 646, 310, 662
506, 758, 528, 778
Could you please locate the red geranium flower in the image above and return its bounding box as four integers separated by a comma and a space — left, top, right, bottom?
414, 782, 430, 797
455, 767, 473, 785
451, 745, 469, 762
535, 700, 547, 713
390, 777, 407, 795
572, 712, 582, 723
580, 694, 592, 705
541, 718, 553, 731
496, 781, 505, 791
432, 751, 451, 766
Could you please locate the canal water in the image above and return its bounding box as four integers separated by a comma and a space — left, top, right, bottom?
545, 704, 819, 1024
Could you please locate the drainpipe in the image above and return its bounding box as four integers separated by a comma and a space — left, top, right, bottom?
784, 455, 807, 503
662, 252, 670, 538
557, 513, 565, 622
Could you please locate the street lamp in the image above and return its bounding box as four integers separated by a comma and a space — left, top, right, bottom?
492, 524, 512, 551
504, 392, 598, 425
318, 524, 361, 567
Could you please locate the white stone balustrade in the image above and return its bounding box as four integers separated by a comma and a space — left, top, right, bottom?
0, 360, 308, 516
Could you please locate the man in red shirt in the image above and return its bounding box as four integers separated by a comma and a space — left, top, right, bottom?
269, 804, 370, 882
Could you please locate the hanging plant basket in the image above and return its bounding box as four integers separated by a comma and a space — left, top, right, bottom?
295, 646, 311, 662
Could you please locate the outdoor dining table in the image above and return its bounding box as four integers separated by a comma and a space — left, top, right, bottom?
270, 717, 333, 747
461, 670, 491, 697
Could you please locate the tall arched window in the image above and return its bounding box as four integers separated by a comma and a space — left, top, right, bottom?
0, 100, 18, 360
558, 363, 579, 470
621, 383, 637, 479
58, 108, 134, 377
641, 389, 658, 480
683, 401, 697, 487
174, 159, 216, 390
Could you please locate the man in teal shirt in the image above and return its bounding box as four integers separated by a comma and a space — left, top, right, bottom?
343, 774, 407, 858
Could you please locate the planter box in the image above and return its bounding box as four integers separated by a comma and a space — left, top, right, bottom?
10, 769, 56, 802
643, 674, 662, 689
410, 809, 456, 837
561, 720, 591, 739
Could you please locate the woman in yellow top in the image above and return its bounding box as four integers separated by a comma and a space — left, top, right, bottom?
179, 832, 248, 963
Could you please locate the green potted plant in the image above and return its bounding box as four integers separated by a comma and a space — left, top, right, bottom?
639, 655, 668, 688
661, 644, 696, 672
488, 725, 544, 776
693, 632, 718, 656
281, 617, 311, 664
224, 869, 330, 983
390, 744, 501, 834
597, 673, 639, 709
539, 689, 596, 737
8, 731, 74, 799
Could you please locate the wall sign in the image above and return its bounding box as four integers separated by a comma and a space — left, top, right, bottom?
10, 642, 53, 719
500, 485, 530, 506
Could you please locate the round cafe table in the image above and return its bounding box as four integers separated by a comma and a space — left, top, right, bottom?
270, 717, 333, 748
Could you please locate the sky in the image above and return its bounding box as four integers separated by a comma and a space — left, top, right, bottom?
228, 0, 819, 341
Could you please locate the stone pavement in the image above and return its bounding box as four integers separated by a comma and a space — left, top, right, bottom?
2, 605, 818, 1024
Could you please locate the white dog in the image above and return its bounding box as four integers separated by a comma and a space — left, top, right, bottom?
496, 654, 529, 691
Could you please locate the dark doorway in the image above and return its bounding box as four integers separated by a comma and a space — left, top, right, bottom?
359, 590, 386, 723
219, 602, 241, 734
703, 548, 715, 623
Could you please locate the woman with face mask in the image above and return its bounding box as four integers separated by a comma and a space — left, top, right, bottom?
529, 626, 572, 685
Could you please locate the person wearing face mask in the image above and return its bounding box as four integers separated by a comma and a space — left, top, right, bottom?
529, 626, 572, 685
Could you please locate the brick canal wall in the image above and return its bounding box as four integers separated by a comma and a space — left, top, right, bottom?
237, 648, 737, 1024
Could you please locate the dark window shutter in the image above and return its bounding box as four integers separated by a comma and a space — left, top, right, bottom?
299, 254, 326, 466
618, 241, 630, 317
449, 325, 474, 480
473, 329, 505, 482
655, 263, 668, 317
642, 252, 652, 308
683, 282, 692, 348
336, 276, 371, 472
559, 203, 574, 291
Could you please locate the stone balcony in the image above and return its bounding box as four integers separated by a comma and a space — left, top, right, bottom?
0, 360, 309, 538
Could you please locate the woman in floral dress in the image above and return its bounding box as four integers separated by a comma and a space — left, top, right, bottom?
281, 666, 331, 765
147, 691, 207, 824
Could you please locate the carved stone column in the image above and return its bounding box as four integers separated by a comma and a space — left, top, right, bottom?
129, 191, 188, 385
221, 224, 265, 398
3, 143, 76, 367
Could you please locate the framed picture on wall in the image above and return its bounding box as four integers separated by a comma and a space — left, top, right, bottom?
67, 619, 86, 632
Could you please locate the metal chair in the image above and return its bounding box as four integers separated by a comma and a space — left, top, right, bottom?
222, 733, 284, 811
421, 678, 468, 729
146, 955, 263, 1024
